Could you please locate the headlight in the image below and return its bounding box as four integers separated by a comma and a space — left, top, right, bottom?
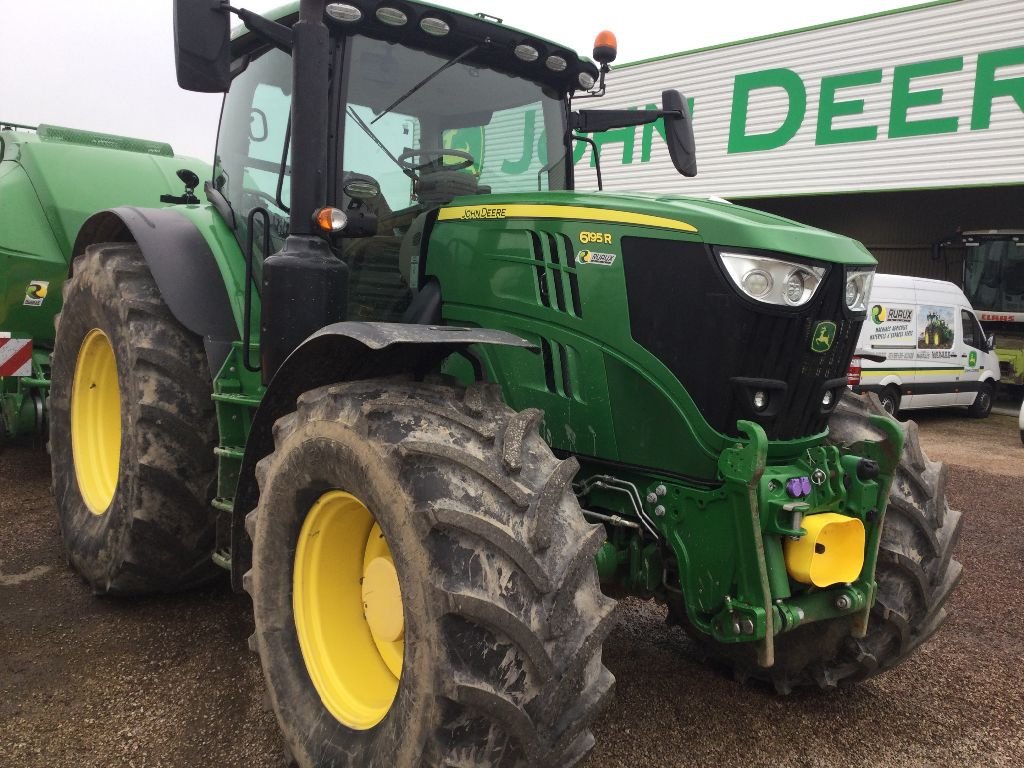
719, 251, 826, 307
844, 268, 874, 312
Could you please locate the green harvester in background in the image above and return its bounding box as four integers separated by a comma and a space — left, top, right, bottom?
0, 2, 962, 765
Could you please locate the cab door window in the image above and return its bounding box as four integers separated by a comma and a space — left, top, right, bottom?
961, 309, 986, 350
213, 47, 293, 257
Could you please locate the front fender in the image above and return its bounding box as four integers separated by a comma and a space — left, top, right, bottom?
229, 322, 536, 590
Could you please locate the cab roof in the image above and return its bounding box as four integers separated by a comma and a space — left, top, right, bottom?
232, 1, 599, 95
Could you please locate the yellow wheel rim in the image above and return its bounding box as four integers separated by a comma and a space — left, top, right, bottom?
70, 329, 122, 515
293, 490, 404, 730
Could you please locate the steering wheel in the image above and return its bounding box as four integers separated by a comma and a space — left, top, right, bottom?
397, 147, 475, 172
242, 187, 283, 210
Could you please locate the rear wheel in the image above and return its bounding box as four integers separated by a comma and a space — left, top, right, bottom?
245, 377, 616, 767
878, 385, 901, 417
49, 243, 219, 594
678, 390, 962, 693
967, 380, 994, 418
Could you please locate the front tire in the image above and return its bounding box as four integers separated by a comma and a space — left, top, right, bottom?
49, 243, 219, 594
246, 377, 616, 767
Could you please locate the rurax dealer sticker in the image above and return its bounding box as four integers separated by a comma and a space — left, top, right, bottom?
23, 281, 49, 307
577, 250, 616, 266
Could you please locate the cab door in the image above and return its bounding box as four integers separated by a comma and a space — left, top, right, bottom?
956, 308, 988, 405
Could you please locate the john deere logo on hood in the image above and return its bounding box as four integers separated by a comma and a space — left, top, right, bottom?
811, 321, 836, 353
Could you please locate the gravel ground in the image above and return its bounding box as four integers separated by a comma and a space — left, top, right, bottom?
1, 408, 1022, 767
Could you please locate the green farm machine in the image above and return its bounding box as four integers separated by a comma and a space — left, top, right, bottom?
0, 1, 961, 765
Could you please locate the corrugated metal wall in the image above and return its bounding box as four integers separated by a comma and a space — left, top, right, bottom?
577, 0, 1024, 198
740, 184, 1024, 282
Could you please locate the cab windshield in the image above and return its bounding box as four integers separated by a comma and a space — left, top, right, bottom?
341, 34, 570, 212
964, 238, 1024, 313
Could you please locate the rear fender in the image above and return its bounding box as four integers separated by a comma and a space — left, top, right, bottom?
73, 207, 239, 374
229, 322, 536, 590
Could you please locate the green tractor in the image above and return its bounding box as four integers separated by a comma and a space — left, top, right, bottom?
4, 1, 962, 765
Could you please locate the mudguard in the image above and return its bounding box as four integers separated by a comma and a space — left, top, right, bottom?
229, 321, 536, 590
73, 206, 239, 374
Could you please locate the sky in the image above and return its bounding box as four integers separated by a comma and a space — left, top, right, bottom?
0, 0, 920, 160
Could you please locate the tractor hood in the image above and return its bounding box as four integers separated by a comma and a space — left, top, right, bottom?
439, 190, 876, 267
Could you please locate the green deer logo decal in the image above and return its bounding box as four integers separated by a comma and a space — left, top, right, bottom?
811, 321, 837, 353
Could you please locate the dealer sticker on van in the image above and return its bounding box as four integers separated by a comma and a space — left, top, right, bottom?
869, 304, 915, 347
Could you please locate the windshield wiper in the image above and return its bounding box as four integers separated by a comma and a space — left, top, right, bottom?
347, 106, 416, 180
372, 44, 480, 125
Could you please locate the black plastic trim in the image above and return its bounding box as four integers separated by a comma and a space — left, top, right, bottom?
72, 207, 240, 375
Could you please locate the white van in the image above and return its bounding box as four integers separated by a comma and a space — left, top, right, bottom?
849, 275, 999, 417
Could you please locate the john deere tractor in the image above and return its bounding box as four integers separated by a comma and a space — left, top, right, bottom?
6, 1, 962, 765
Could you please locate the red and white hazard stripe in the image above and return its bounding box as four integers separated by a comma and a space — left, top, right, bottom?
0, 338, 33, 377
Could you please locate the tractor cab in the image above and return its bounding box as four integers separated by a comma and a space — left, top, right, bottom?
214, 5, 592, 244
208, 8, 584, 338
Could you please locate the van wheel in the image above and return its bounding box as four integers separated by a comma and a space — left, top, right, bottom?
967, 381, 993, 419
878, 386, 900, 417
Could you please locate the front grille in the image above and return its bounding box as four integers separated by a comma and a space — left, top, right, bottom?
623, 237, 860, 440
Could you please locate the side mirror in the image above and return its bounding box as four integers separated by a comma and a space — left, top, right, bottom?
661, 90, 697, 177
986, 333, 996, 352
173, 0, 232, 93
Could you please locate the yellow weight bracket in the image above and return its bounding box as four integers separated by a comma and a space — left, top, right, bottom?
784, 513, 866, 587
70, 329, 122, 515
292, 491, 404, 730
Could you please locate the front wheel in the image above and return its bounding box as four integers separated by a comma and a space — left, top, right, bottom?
967, 380, 994, 418
245, 377, 616, 767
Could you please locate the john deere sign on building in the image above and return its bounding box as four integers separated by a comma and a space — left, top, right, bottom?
576, 0, 1023, 199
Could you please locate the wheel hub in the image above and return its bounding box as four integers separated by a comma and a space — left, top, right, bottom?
293, 491, 404, 730
70, 329, 121, 515
362, 556, 404, 643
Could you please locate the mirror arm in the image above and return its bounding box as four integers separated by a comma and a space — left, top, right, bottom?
570, 108, 681, 134
233, 7, 294, 53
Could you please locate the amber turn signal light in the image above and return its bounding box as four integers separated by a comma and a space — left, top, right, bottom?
313, 207, 348, 233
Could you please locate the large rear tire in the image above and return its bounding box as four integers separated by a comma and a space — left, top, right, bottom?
245, 377, 616, 767
49, 243, 219, 594
679, 390, 962, 693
